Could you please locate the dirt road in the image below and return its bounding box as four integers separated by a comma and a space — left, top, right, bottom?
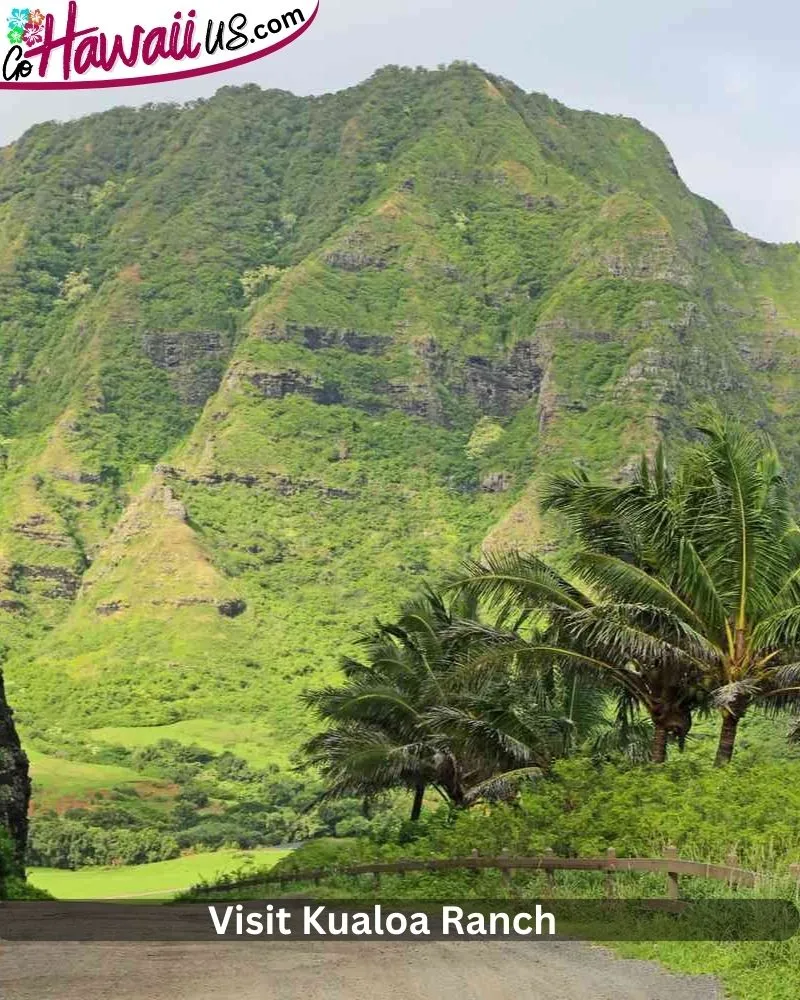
1, 940, 721, 999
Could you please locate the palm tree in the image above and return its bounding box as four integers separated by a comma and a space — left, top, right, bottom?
541, 410, 800, 764
303, 592, 456, 820
449, 551, 703, 763
303, 589, 634, 816
432, 624, 653, 771
304, 589, 527, 818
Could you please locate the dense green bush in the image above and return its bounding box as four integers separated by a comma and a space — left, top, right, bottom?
0, 825, 14, 887
28, 817, 180, 869
0, 827, 50, 899
274, 752, 800, 875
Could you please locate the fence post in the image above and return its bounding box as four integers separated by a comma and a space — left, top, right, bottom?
544, 848, 556, 895
500, 848, 514, 890
470, 848, 479, 882
664, 845, 679, 900
605, 847, 617, 899
726, 851, 738, 890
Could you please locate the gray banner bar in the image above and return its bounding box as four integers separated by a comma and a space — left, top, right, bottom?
1, 899, 796, 942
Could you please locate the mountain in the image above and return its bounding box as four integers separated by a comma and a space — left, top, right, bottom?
1, 63, 800, 769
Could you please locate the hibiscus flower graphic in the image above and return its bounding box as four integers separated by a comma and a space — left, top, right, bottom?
6, 25, 23, 45
23, 20, 41, 45
6, 8, 30, 32
27, 7, 44, 26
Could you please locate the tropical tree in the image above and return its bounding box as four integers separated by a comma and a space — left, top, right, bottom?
304, 589, 488, 819
449, 551, 703, 763
541, 410, 800, 764
303, 589, 635, 817
434, 622, 653, 771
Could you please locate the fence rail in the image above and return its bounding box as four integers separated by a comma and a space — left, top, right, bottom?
218, 846, 800, 901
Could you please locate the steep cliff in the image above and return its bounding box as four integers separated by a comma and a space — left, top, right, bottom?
1, 64, 799, 764
0, 671, 29, 868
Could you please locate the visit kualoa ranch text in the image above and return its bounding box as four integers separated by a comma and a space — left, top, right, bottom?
2, 2, 308, 82
207, 904, 557, 938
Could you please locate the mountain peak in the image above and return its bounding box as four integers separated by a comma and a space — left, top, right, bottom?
1, 67, 798, 758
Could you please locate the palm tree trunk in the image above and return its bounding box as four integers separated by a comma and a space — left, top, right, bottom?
410, 782, 425, 822
715, 713, 740, 766
651, 723, 668, 764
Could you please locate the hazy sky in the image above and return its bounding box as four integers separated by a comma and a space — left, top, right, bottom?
1, 0, 799, 242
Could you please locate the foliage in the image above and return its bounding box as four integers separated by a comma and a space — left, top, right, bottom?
303, 587, 649, 816
252, 754, 800, 1000
3, 63, 800, 771
448, 412, 800, 768
0, 824, 13, 891
270, 752, 800, 876
541, 410, 800, 762
28, 818, 180, 869
0, 825, 50, 898
450, 548, 701, 762
22, 733, 401, 868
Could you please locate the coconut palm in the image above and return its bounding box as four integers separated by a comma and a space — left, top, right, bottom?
541, 409, 800, 764
449, 550, 704, 763
303, 591, 461, 820
304, 588, 533, 818
303, 588, 634, 816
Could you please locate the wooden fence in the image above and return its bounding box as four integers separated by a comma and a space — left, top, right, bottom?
220, 846, 800, 901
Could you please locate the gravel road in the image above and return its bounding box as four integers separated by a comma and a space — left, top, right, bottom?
1, 940, 722, 999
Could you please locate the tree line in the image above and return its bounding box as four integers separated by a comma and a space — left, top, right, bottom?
306, 411, 800, 817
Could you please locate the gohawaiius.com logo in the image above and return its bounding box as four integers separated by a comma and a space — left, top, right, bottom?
1, 1, 319, 88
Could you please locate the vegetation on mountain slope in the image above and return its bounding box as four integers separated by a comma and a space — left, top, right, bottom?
2, 64, 800, 846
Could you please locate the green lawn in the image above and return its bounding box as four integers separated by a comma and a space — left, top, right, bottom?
27, 749, 160, 811
87, 719, 291, 768
28, 848, 290, 900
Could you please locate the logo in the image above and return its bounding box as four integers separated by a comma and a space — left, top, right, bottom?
1, 1, 319, 88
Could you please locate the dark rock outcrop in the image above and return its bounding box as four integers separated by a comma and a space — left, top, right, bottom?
0, 600, 26, 615
285, 323, 389, 355
13, 565, 81, 600
95, 600, 129, 616
324, 249, 390, 271
480, 471, 511, 493
461, 341, 543, 416
242, 337, 543, 425
158, 465, 358, 501
414, 338, 544, 419
218, 598, 247, 618
143, 331, 230, 407
247, 369, 344, 406
12, 514, 72, 548
0, 670, 30, 872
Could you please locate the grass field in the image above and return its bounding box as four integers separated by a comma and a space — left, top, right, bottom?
26, 748, 168, 812
28, 848, 290, 900
87, 719, 291, 768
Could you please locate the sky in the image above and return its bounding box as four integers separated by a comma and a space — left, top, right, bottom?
1, 0, 799, 242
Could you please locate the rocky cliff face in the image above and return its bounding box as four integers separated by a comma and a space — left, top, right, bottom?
0, 672, 29, 869
142, 331, 232, 406
0, 64, 800, 764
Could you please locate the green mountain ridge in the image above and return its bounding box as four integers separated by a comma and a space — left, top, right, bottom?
2, 62, 800, 763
